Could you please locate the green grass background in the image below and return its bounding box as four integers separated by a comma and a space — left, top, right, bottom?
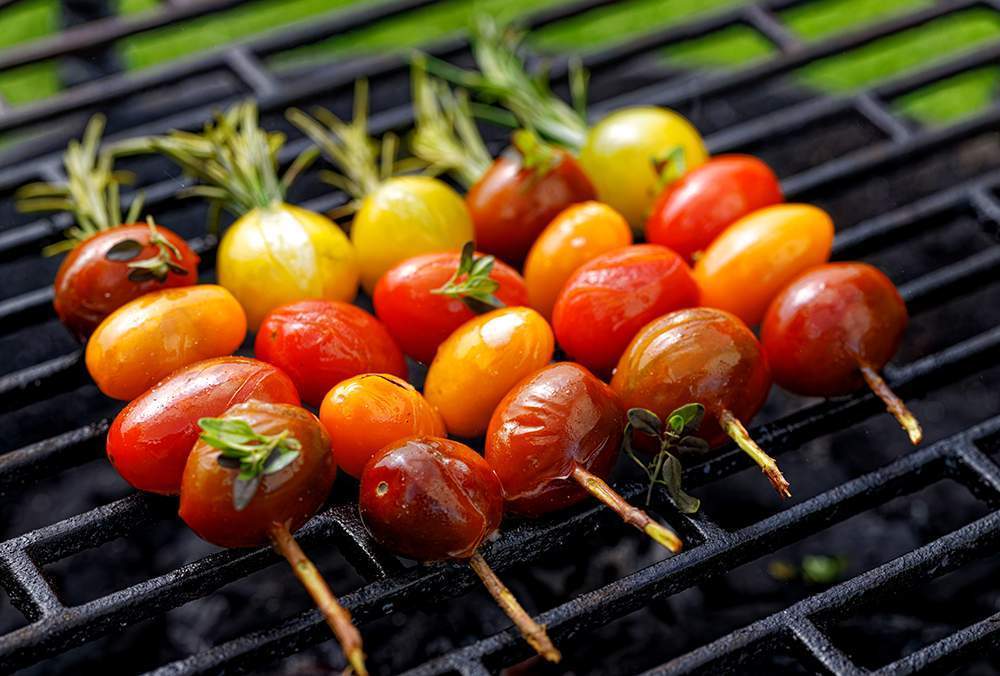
0, 0, 998, 128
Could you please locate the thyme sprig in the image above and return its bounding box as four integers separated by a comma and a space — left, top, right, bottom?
623, 405, 707, 514
124, 101, 319, 231
198, 417, 302, 511
16, 115, 146, 255
287, 80, 423, 220
103, 216, 190, 282
431, 242, 504, 314
425, 16, 590, 151
410, 55, 493, 188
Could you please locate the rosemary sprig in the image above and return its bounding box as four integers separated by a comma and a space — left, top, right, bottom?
287, 80, 422, 219
622, 405, 707, 513
124, 101, 319, 231
431, 241, 504, 314
16, 115, 146, 255
198, 417, 302, 511
426, 16, 590, 151
410, 54, 493, 189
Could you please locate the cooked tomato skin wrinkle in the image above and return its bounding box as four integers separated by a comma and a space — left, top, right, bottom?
179, 401, 335, 549
486, 362, 625, 517
107, 357, 299, 495
85, 284, 247, 400
359, 436, 504, 561
55, 222, 200, 339
255, 299, 407, 407
373, 250, 527, 364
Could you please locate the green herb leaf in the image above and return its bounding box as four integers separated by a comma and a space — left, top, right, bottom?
802, 555, 849, 585
105, 239, 143, 261
623, 403, 707, 511
198, 417, 301, 511
668, 403, 704, 434
661, 454, 701, 514
430, 242, 505, 314
627, 408, 662, 437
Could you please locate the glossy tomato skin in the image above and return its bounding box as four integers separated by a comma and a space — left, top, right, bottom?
523, 201, 632, 320
762, 263, 907, 397
424, 307, 554, 438
319, 373, 445, 478
645, 156, 783, 261
611, 308, 771, 446
179, 401, 335, 548
466, 148, 597, 265
352, 176, 473, 295
579, 107, 708, 231
486, 362, 624, 518
373, 251, 528, 364
218, 202, 359, 331
86, 285, 246, 400
694, 204, 833, 326
255, 300, 407, 407
359, 436, 503, 561
108, 357, 300, 495
552, 244, 699, 377
54, 223, 199, 339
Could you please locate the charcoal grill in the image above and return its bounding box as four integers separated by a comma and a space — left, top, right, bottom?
1, 0, 1000, 673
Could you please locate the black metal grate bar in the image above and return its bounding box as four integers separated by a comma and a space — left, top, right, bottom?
0, 0, 998, 673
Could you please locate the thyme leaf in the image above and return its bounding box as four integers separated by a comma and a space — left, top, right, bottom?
622, 405, 705, 514
198, 417, 302, 511
430, 241, 505, 314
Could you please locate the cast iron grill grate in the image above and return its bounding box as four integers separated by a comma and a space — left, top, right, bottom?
0, 0, 999, 673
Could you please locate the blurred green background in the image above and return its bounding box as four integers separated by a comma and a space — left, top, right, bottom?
0, 0, 998, 126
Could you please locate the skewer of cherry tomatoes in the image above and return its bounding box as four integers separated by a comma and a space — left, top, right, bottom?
25, 15, 927, 669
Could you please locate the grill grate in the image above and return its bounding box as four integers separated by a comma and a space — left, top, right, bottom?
1, 0, 999, 673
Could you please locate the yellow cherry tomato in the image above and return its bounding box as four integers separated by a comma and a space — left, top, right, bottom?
217, 201, 359, 330
351, 176, 474, 294
694, 204, 835, 326
579, 107, 708, 231
523, 201, 633, 320
424, 307, 554, 438
86, 285, 247, 400
319, 373, 445, 478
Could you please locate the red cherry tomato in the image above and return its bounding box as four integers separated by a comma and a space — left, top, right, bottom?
552, 244, 699, 377
255, 300, 407, 406
645, 155, 782, 262
54, 222, 199, 339
485, 362, 624, 517
762, 263, 908, 397
373, 250, 528, 364
107, 357, 299, 495
179, 401, 335, 549
466, 141, 596, 264
359, 436, 503, 561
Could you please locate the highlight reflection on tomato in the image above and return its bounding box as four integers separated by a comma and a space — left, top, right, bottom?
255, 299, 407, 407
319, 373, 444, 478
107, 357, 299, 495
552, 244, 699, 377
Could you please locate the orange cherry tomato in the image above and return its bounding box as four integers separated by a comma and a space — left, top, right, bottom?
319, 373, 445, 478
424, 307, 554, 438
86, 285, 247, 400
523, 201, 633, 320
694, 204, 834, 326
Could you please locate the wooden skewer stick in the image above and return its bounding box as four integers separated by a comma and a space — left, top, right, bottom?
469, 552, 561, 663
269, 522, 368, 676
719, 409, 792, 499
572, 465, 683, 553
859, 363, 923, 446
